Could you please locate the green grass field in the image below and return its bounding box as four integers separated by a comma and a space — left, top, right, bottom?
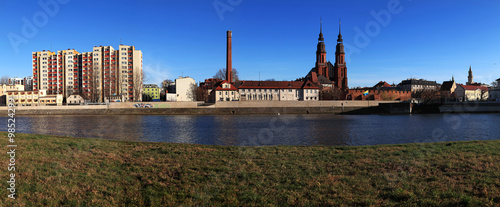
1, 132, 499, 206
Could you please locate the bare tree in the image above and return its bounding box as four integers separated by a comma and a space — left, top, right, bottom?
89, 67, 100, 102
187, 83, 197, 101
491, 81, 498, 89
320, 88, 343, 100
380, 91, 397, 101
213, 68, 239, 81
161, 79, 174, 89
0, 75, 10, 85
132, 68, 143, 102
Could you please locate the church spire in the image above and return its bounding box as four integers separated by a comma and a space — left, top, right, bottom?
467, 65, 474, 85
337, 18, 343, 43
318, 17, 324, 42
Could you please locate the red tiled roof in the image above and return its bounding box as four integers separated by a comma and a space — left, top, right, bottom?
458, 84, 488, 91
214, 80, 238, 91
302, 80, 320, 89
374, 81, 392, 88
310, 72, 318, 83
238, 80, 318, 89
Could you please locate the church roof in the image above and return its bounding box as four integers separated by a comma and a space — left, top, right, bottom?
440, 81, 455, 91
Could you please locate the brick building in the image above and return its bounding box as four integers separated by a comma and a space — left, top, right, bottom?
347, 81, 411, 101
307, 20, 348, 91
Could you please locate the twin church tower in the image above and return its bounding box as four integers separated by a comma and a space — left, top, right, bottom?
313, 19, 348, 90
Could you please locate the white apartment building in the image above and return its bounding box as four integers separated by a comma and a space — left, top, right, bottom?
175, 76, 195, 101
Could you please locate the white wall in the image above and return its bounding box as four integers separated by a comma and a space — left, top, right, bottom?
175, 77, 195, 102
166, 93, 177, 102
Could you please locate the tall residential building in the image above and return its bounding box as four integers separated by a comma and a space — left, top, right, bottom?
8, 76, 33, 91
32, 45, 143, 102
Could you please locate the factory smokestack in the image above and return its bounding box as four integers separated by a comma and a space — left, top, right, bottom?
226, 30, 232, 83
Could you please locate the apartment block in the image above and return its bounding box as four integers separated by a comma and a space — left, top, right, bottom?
143, 84, 160, 101
32, 45, 143, 102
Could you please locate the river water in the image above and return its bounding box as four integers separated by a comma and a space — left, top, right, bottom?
1, 114, 499, 146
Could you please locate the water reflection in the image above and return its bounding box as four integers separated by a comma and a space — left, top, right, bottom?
1, 114, 499, 146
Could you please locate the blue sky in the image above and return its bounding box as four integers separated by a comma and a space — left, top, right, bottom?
1, 0, 499, 87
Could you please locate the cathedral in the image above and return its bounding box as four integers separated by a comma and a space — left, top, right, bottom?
307, 20, 348, 91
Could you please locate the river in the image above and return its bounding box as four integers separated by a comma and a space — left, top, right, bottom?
1, 114, 499, 146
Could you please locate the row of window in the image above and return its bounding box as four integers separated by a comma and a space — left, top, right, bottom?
239, 89, 317, 93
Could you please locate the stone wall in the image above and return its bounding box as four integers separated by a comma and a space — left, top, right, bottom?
0, 100, 398, 115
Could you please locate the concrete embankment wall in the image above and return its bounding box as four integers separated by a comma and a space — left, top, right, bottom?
439, 102, 500, 113
0, 101, 397, 116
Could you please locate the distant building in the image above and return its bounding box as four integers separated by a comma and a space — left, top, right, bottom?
440, 77, 457, 100
455, 84, 489, 101
0, 84, 26, 106
467, 66, 474, 85
6, 90, 62, 106
175, 76, 195, 102
199, 78, 221, 103
465, 66, 489, 87
32, 45, 142, 102
346, 81, 411, 101
489, 78, 500, 101
67, 94, 85, 105
307, 20, 348, 91
0, 84, 25, 95
143, 84, 160, 101
213, 80, 239, 102
8, 77, 33, 91
237, 80, 319, 101
398, 78, 440, 92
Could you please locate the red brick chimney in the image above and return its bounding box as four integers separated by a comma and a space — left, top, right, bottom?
226, 30, 232, 83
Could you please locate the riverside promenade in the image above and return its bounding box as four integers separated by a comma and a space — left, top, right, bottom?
0, 101, 396, 115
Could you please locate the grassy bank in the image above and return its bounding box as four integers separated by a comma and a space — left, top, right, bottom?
1, 133, 499, 206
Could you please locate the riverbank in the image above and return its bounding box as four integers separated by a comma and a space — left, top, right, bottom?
0, 100, 392, 115
1, 132, 498, 206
